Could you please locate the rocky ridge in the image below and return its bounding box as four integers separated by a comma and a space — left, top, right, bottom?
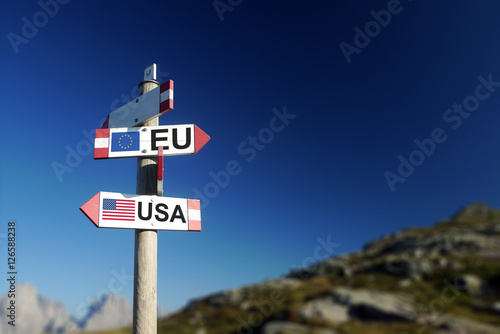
0, 283, 78, 334
79, 293, 133, 331
158, 203, 500, 334
0, 284, 132, 334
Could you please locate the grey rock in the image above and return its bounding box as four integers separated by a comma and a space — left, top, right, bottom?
383, 256, 433, 281
398, 278, 412, 288
331, 287, 416, 322
224, 288, 247, 306
431, 314, 500, 334
260, 321, 338, 334
0, 283, 77, 334
195, 327, 207, 334
240, 300, 254, 311
454, 274, 484, 296
355, 254, 435, 281
81, 293, 132, 331
299, 297, 349, 325
362, 204, 500, 260
0, 284, 136, 334
364, 231, 493, 258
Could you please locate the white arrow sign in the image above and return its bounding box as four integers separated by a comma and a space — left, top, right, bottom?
102, 80, 174, 128
93, 124, 210, 159
80, 191, 201, 231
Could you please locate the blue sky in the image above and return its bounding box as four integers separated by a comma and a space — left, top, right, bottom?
2, 0, 500, 319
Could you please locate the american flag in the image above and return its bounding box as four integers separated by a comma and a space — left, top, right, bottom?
102, 198, 136, 221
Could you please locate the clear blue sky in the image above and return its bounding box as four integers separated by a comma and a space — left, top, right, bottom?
2, 0, 500, 319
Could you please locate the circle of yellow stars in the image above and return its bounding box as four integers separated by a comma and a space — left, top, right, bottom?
118, 134, 134, 149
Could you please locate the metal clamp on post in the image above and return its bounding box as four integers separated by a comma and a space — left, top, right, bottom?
157, 146, 164, 196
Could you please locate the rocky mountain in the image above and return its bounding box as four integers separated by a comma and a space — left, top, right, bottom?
0, 283, 78, 334
79, 293, 133, 331
152, 202, 500, 334
4, 203, 500, 334
0, 283, 132, 334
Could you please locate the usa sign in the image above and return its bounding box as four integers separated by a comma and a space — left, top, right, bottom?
80, 191, 201, 231
93, 124, 210, 159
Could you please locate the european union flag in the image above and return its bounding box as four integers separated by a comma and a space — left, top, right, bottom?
110, 131, 140, 152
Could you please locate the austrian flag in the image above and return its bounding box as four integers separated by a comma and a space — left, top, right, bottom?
94, 128, 110, 159
160, 80, 173, 113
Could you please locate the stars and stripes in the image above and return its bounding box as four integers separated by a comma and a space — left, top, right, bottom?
102, 198, 136, 221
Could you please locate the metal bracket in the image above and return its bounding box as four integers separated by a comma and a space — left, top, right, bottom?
157, 146, 164, 196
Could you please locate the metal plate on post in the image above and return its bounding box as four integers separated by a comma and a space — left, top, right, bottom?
144, 63, 157, 81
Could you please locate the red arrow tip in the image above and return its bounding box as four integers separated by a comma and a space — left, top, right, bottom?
80, 192, 100, 227
194, 125, 210, 153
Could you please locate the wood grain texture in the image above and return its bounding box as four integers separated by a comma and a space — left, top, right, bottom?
133, 79, 160, 334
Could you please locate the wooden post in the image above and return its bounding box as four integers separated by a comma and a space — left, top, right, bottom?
133, 76, 159, 334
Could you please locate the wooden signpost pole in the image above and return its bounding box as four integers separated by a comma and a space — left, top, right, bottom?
133, 67, 159, 334
80, 63, 209, 334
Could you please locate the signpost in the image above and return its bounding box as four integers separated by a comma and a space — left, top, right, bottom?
102, 79, 174, 128
93, 124, 210, 159
79, 64, 209, 334
80, 191, 201, 231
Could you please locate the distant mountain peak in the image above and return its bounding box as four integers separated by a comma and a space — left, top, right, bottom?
0, 285, 131, 334
0, 283, 77, 334
436, 202, 500, 226
453, 202, 497, 219
80, 293, 132, 331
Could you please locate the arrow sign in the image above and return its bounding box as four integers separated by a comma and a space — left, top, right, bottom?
102, 80, 174, 128
93, 124, 210, 159
80, 191, 202, 231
